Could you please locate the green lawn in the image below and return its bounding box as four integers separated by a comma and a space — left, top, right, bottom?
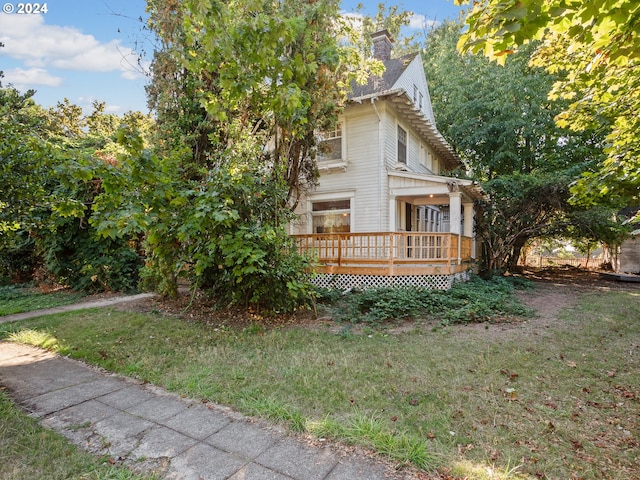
0, 285, 85, 316
1, 284, 638, 479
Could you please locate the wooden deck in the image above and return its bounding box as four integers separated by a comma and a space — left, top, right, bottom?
293, 232, 473, 276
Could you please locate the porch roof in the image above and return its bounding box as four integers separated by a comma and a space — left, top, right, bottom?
388, 170, 486, 203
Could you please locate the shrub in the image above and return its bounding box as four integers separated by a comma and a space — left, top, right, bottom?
321, 275, 533, 325
37, 216, 142, 293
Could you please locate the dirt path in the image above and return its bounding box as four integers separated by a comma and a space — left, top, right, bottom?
518, 268, 640, 320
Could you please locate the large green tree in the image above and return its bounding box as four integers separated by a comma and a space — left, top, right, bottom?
179, 0, 374, 207
457, 0, 640, 215
0, 87, 51, 234
423, 22, 614, 271
94, 0, 388, 309
90, 0, 360, 307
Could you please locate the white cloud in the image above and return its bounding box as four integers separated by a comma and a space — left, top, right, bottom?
408, 14, 440, 31
0, 14, 141, 76
104, 104, 123, 114
2, 67, 63, 89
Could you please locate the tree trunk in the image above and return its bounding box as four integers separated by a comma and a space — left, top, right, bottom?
508, 237, 527, 272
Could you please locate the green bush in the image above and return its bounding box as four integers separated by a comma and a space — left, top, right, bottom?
0, 231, 39, 285
198, 223, 315, 313
37, 216, 142, 293
321, 275, 533, 325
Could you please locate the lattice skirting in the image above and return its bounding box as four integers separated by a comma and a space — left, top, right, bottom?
311, 270, 470, 290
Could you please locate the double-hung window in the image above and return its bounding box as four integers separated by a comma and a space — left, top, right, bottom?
317, 123, 343, 161
397, 125, 407, 164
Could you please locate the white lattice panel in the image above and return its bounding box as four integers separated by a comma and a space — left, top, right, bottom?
312, 271, 470, 290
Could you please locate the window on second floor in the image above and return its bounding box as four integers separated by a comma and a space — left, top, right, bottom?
317, 122, 342, 161
421, 144, 435, 171
397, 125, 407, 164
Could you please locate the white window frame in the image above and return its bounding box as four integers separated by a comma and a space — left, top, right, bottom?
308, 191, 355, 234
397, 125, 407, 164
317, 122, 343, 161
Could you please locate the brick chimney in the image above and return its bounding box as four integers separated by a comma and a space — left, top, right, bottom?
371, 29, 394, 61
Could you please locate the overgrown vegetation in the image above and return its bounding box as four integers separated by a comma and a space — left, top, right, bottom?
0, 85, 147, 292
0, 390, 156, 480
2, 283, 638, 479
316, 275, 534, 325
458, 0, 640, 217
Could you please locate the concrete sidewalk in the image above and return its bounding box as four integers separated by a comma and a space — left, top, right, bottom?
0, 293, 157, 324
0, 342, 409, 480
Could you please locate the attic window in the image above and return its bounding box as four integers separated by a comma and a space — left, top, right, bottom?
318, 122, 342, 161
397, 125, 407, 164
413, 86, 423, 110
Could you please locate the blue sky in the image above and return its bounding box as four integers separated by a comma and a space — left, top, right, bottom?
0, 1, 464, 114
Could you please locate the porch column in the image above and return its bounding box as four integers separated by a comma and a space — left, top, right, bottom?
463, 202, 475, 260
448, 192, 462, 235
389, 196, 397, 231
463, 202, 474, 237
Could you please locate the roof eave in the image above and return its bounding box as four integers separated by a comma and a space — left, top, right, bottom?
348, 90, 461, 171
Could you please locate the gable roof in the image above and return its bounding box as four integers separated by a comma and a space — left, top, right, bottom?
347, 52, 462, 171
348, 52, 419, 100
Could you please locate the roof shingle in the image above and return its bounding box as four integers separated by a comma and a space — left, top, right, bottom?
348, 52, 418, 100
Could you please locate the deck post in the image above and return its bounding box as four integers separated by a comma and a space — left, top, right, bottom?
448, 192, 462, 266
389, 233, 394, 276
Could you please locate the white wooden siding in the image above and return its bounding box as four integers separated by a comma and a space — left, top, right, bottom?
392, 55, 437, 125
293, 53, 453, 235
293, 104, 385, 233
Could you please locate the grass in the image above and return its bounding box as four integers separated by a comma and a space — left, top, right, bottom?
0, 284, 85, 316
0, 390, 157, 480
1, 282, 639, 479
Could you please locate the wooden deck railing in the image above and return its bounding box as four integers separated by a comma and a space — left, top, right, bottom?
293, 232, 473, 276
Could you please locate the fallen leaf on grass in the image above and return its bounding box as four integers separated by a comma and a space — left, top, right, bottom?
500, 368, 520, 381
570, 439, 584, 450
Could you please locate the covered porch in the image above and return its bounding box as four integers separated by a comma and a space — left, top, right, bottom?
292, 172, 482, 288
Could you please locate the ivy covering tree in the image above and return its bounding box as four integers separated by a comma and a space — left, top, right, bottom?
423, 22, 622, 272
457, 0, 640, 216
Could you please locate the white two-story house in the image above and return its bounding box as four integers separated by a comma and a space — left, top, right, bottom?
292, 30, 483, 290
